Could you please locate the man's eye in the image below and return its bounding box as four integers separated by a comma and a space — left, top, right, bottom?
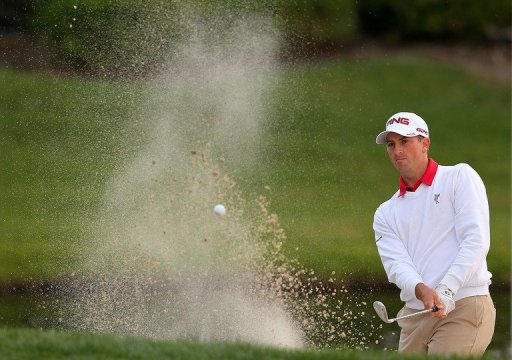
401, 140, 408, 145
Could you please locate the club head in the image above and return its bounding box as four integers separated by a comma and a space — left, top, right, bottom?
373, 301, 394, 323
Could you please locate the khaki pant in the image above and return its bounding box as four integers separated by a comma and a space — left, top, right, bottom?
397, 295, 496, 356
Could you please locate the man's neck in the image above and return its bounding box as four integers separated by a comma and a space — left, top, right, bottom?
402, 158, 429, 186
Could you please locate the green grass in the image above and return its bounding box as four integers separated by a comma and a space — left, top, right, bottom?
247, 57, 510, 283
0, 327, 502, 360
0, 54, 510, 284
0, 69, 147, 279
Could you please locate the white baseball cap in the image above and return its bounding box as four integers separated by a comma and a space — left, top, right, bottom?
375, 112, 429, 144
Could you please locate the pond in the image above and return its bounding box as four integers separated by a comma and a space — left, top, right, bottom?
1, 285, 508, 356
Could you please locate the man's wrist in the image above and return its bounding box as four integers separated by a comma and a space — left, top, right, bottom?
415, 282, 427, 299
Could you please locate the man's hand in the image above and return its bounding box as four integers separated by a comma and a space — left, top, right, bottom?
415, 283, 445, 319
435, 284, 455, 316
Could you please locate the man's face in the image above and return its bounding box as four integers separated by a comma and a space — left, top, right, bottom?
385, 132, 430, 176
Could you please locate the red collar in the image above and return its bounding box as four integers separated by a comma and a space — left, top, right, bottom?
399, 159, 438, 197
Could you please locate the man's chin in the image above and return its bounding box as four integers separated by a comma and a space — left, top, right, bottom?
394, 160, 407, 171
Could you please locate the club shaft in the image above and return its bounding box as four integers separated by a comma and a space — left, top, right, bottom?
390, 307, 434, 322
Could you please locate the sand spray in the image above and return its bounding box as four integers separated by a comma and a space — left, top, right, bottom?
54, 3, 382, 349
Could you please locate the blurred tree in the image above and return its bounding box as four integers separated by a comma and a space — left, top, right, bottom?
4, 0, 509, 76
357, 0, 511, 42
0, 0, 38, 33
275, 0, 358, 56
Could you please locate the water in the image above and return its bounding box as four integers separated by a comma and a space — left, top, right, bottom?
1, 286, 509, 355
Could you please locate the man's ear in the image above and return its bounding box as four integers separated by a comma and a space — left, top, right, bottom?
422, 137, 431, 153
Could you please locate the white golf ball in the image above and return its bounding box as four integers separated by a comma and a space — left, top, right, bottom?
213, 204, 226, 216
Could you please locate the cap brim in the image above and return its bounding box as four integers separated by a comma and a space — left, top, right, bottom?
375, 131, 390, 144
376, 130, 424, 144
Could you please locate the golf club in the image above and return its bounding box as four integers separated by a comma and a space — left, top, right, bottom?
373, 301, 439, 323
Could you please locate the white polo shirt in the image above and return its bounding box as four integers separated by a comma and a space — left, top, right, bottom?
373, 160, 492, 309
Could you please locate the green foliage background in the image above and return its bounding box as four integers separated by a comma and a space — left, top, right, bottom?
1, 0, 508, 75
357, 0, 511, 41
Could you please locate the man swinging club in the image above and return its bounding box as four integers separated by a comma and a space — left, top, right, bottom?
373, 112, 495, 355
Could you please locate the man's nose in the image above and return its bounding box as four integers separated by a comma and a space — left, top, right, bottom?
393, 144, 403, 155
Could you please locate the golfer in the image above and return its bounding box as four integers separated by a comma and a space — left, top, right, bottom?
373, 112, 495, 355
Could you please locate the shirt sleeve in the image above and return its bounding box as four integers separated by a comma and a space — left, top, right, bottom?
373, 206, 423, 302
440, 164, 490, 294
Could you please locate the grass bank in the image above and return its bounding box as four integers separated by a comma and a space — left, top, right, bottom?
0, 54, 510, 284
0, 327, 502, 360
250, 56, 510, 283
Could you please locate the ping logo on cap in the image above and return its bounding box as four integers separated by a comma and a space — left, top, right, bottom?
387, 117, 409, 126
376, 112, 430, 144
